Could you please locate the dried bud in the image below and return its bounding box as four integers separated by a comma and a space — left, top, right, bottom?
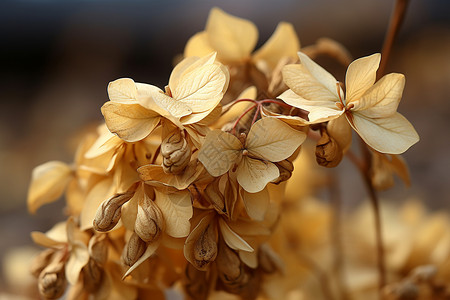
31, 249, 55, 278
258, 244, 284, 274
272, 159, 294, 184
184, 263, 209, 300
135, 196, 163, 243
38, 260, 66, 300
315, 128, 343, 168
194, 224, 218, 270
88, 234, 108, 266
216, 244, 242, 282
205, 180, 226, 214
161, 129, 191, 174
83, 259, 103, 293
122, 232, 147, 267
93, 191, 134, 232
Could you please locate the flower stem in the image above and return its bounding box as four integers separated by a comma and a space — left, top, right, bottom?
378, 0, 410, 80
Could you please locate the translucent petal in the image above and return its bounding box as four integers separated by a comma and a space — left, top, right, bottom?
184, 31, 215, 58
65, 241, 89, 285
236, 157, 279, 193
241, 187, 269, 221
345, 53, 381, 101
107, 78, 138, 103
154, 189, 192, 238
218, 218, 253, 252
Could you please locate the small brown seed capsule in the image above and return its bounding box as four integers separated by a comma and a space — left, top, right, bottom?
194, 225, 218, 270
135, 196, 163, 243
216, 244, 241, 282
161, 129, 191, 174
38, 260, 66, 300
315, 128, 343, 168
122, 232, 147, 267
272, 159, 294, 184
93, 191, 134, 232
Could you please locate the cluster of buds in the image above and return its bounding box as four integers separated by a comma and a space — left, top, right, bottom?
27, 7, 420, 300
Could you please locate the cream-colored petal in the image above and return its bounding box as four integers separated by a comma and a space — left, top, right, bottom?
349, 112, 419, 154
241, 187, 269, 221
31, 222, 67, 248
154, 189, 192, 238
198, 130, 242, 177
327, 114, 352, 153
101, 102, 160, 142
184, 31, 215, 59
65, 241, 89, 285
107, 78, 138, 103
236, 157, 279, 193
239, 249, 258, 268
28, 161, 73, 214
260, 106, 311, 126
122, 240, 160, 279
252, 22, 300, 71
278, 89, 344, 123
284, 52, 340, 100
135, 83, 192, 119
246, 117, 306, 162
353, 73, 405, 118
120, 186, 140, 231
171, 53, 217, 87
218, 218, 253, 252
173, 63, 229, 113
345, 53, 381, 101
80, 178, 115, 230
84, 127, 120, 159
206, 7, 258, 63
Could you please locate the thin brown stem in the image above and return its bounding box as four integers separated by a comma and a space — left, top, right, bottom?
378, 0, 410, 79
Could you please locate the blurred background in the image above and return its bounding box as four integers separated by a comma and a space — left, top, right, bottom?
0, 0, 449, 297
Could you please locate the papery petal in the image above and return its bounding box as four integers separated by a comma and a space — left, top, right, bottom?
170, 52, 217, 89
107, 78, 138, 104
206, 7, 258, 63
123, 240, 160, 279
246, 117, 306, 162
183, 213, 215, 270
279, 89, 343, 123
252, 22, 300, 71
136, 83, 192, 120
260, 106, 311, 126
65, 241, 89, 285
352, 73, 405, 118
184, 31, 216, 59
84, 125, 121, 159
80, 177, 115, 230
198, 130, 242, 177
218, 218, 253, 252
327, 115, 352, 153
154, 189, 192, 238
345, 53, 381, 101
101, 102, 160, 142
241, 187, 269, 221
236, 157, 279, 193
173, 63, 229, 113
28, 161, 73, 214
31, 222, 67, 248
349, 112, 419, 154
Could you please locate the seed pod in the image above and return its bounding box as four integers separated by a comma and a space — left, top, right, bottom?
315, 127, 343, 168
161, 129, 191, 174
122, 232, 147, 267
194, 224, 218, 270
38, 259, 66, 300
31, 249, 55, 278
216, 244, 242, 282
93, 191, 134, 232
184, 263, 209, 300
88, 234, 108, 266
135, 195, 163, 243
83, 259, 103, 293
272, 159, 294, 184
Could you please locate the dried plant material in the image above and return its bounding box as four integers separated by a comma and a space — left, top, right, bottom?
301, 37, 353, 66
28, 161, 73, 214
371, 152, 411, 190
315, 127, 343, 168
38, 259, 67, 300
93, 191, 134, 232
280, 52, 419, 154
154, 189, 192, 238
122, 232, 147, 267
161, 129, 191, 174
135, 192, 163, 243
199, 117, 306, 193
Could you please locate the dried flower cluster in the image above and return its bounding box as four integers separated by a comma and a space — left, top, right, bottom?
27, 7, 425, 300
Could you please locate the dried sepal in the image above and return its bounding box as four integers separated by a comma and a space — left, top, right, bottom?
161, 129, 192, 174
93, 191, 134, 232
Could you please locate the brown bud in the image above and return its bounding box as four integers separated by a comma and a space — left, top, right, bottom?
258, 244, 284, 274
31, 249, 55, 278
194, 225, 218, 270
184, 263, 209, 300
135, 196, 163, 243
88, 234, 108, 266
161, 129, 191, 174
315, 128, 343, 168
93, 191, 134, 232
216, 244, 242, 282
83, 259, 103, 293
272, 159, 294, 184
122, 232, 147, 267
38, 259, 66, 300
